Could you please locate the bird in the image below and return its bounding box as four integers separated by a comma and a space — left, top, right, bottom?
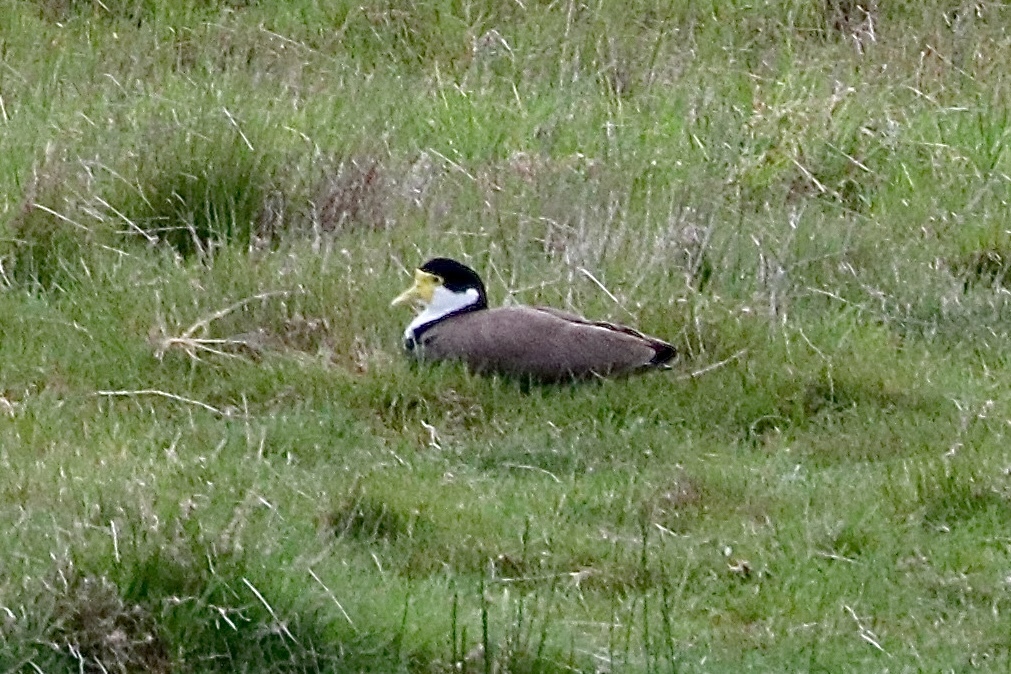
391, 257, 676, 382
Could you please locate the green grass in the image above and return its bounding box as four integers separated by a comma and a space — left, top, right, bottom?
3, 0, 1011, 671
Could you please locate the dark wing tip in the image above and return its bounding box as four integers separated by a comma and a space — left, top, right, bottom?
649, 342, 677, 367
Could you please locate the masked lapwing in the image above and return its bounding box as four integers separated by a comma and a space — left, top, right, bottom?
391, 257, 676, 382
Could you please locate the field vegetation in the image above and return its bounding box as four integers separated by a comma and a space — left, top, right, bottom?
2, 0, 1011, 671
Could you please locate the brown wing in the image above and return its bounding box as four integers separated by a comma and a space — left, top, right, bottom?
533, 306, 675, 345
420, 306, 675, 381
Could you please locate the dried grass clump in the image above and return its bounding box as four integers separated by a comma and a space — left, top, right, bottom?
823, 0, 878, 50
279, 312, 334, 353
535, 173, 717, 291
401, 150, 442, 206
48, 570, 170, 673
148, 290, 294, 362
251, 189, 287, 250
310, 157, 389, 234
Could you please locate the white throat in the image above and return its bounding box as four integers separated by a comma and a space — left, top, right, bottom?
405, 286, 481, 340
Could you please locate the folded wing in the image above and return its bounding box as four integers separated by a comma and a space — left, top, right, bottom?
418, 306, 675, 381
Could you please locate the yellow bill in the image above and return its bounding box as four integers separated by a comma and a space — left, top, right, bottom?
391, 269, 441, 307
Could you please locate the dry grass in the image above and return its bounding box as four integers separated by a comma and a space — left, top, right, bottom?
39, 568, 171, 674
310, 156, 389, 234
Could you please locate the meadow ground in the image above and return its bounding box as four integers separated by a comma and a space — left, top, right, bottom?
2, 1, 1011, 671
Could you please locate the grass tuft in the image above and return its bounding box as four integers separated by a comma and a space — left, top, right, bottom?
6, 147, 101, 289
952, 245, 1011, 291
34, 565, 171, 673
309, 155, 390, 235
918, 462, 1011, 529
109, 121, 277, 258
326, 479, 425, 543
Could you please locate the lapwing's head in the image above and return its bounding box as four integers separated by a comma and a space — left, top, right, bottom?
392, 258, 489, 344
391, 257, 488, 313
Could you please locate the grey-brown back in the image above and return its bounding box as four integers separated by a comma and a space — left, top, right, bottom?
413, 306, 674, 381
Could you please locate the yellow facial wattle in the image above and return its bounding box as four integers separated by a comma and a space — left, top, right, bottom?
391, 269, 441, 307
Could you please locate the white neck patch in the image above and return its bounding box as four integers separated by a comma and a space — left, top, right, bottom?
404, 286, 481, 340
